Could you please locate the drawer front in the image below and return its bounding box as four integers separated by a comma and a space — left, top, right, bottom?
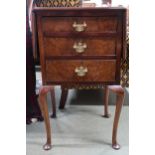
44, 37, 116, 57
42, 17, 118, 34
45, 60, 116, 82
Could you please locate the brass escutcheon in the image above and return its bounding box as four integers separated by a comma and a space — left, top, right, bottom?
75, 66, 88, 77
73, 42, 87, 53
72, 21, 87, 32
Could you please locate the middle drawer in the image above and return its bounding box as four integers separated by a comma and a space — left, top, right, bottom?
44, 37, 116, 57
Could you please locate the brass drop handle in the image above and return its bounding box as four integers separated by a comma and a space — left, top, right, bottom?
75, 66, 88, 77
72, 21, 87, 32
73, 42, 87, 53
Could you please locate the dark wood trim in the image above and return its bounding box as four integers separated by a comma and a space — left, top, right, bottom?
43, 32, 120, 38
33, 7, 125, 17
45, 56, 117, 60
122, 9, 127, 59
45, 81, 119, 85
115, 15, 123, 84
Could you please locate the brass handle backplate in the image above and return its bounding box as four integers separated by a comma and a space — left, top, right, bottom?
73, 42, 87, 53
75, 66, 88, 77
72, 21, 87, 32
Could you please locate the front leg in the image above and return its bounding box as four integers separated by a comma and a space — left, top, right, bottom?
108, 85, 125, 150
38, 86, 54, 150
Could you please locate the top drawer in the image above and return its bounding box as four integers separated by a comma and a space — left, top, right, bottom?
42, 17, 118, 34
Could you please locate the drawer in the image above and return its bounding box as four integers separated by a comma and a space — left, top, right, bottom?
44, 37, 116, 57
42, 17, 118, 34
45, 60, 116, 82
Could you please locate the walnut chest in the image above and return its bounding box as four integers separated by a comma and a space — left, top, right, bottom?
33, 7, 126, 86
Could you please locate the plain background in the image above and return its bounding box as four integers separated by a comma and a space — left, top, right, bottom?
0, 1, 155, 155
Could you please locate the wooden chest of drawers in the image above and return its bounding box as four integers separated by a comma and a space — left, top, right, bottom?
33, 7, 127, 150
33, 7, 126, 86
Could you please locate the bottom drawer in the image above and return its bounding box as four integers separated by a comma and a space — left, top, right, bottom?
45, 60, 116, 83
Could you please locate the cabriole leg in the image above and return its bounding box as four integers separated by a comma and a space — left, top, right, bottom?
38, 86, 55, 150
108, 85, 125, 150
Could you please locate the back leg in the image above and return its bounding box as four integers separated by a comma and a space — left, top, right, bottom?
50, 87, 56, 118
59, 86, 68, 109
103, 86, 110, 118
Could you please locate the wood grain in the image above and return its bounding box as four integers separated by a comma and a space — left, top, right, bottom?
44, 37, 116, 57
42, 16, 118, 33
45, 60, 116, 82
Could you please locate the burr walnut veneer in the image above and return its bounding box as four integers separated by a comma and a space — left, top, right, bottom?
33, 7, 126, 151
